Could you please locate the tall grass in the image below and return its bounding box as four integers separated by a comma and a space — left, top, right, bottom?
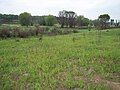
0, 28, 120, 90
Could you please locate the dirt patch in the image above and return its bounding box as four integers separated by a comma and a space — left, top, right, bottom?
105, 80, 120, 90
91, 75, 102, 84
107, 73, 120, 83
91, 74, 120, 90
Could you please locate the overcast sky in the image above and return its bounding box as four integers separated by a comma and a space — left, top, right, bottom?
0, 0, 120, 20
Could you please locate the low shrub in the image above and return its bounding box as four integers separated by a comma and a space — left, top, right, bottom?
0, 29, 11, 39
35, 27, 45, 35
0, 26, 74, 39
12, 28, 20, 37
73, 29, 79, 33
19, 31, 29, 38
62, 29, 72, 35
28, 29, 36, 36
45, 27, 50, 31
34, 24, 40, 29
51, 27, 59, 35
48, 27, 64, 36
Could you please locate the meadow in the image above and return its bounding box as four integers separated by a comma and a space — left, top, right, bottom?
0, 28, 120, 90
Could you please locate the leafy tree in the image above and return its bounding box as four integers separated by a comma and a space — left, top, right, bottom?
0, 14, 18, 24
77, 15, 90, 27
77, 15, 84, 27
98, 14, 110, 29
19, 12, 32, 26
38, 16, 46, 25
92, 19, 100, 28
83, 18, 90, 26
45, 15, 57, 26
32, 16, 46, 25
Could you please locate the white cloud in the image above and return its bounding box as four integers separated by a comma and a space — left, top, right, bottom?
0, 0, 120, 19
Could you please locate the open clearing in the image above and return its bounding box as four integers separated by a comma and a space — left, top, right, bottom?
0, 28, 120, 90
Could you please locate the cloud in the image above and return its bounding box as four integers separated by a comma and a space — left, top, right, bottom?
0, 0, 120, 19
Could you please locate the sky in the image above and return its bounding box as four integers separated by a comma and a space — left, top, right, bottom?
0, 0, 120, 20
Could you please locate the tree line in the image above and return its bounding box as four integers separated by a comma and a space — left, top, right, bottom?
0, 11, 120, 29
21, 11, 91, 28
0, 14, 18, 24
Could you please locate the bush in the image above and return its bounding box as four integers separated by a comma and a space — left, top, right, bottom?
0, 25, 74, 39
19, 31, 28, 38
62, 29, 72, 35
54, 24, 60, 28
28, 29, 36, 36
51, 28, 58, 35
73, 29, 79, 33
47, 27, 63, 36
0, 29, 11, 39
36, 27, 46, 35
12, 28, 20, 37
34, 24, 40, 29
45, 27, 50, 31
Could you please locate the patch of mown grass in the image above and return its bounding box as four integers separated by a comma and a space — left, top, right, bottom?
0, 28, 120, 90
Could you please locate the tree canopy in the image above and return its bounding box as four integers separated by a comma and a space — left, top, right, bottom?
98, 14, 110, 22
0, 13, 18, 24
19, 12, 32, 26
77, 15, 90, 27
98, 14, 110, 29
45, 15, 57, 26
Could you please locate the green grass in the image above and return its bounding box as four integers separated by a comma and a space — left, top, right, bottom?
0, 28, 120, 90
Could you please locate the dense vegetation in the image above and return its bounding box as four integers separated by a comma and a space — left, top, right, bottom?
0, 14, 18, 24
0, 24, 75, 39
0, 28, 120, 90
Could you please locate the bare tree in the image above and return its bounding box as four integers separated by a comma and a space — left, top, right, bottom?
59, 10, 77, 28
68, 11, 77, 28
59, 10, 66, 28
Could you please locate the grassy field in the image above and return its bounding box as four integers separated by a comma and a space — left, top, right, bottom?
0, 28, 120, 90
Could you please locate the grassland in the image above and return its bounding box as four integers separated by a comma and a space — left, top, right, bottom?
0, 28, 120, 90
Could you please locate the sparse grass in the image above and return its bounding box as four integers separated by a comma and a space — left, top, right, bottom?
0, 28, 120, 90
